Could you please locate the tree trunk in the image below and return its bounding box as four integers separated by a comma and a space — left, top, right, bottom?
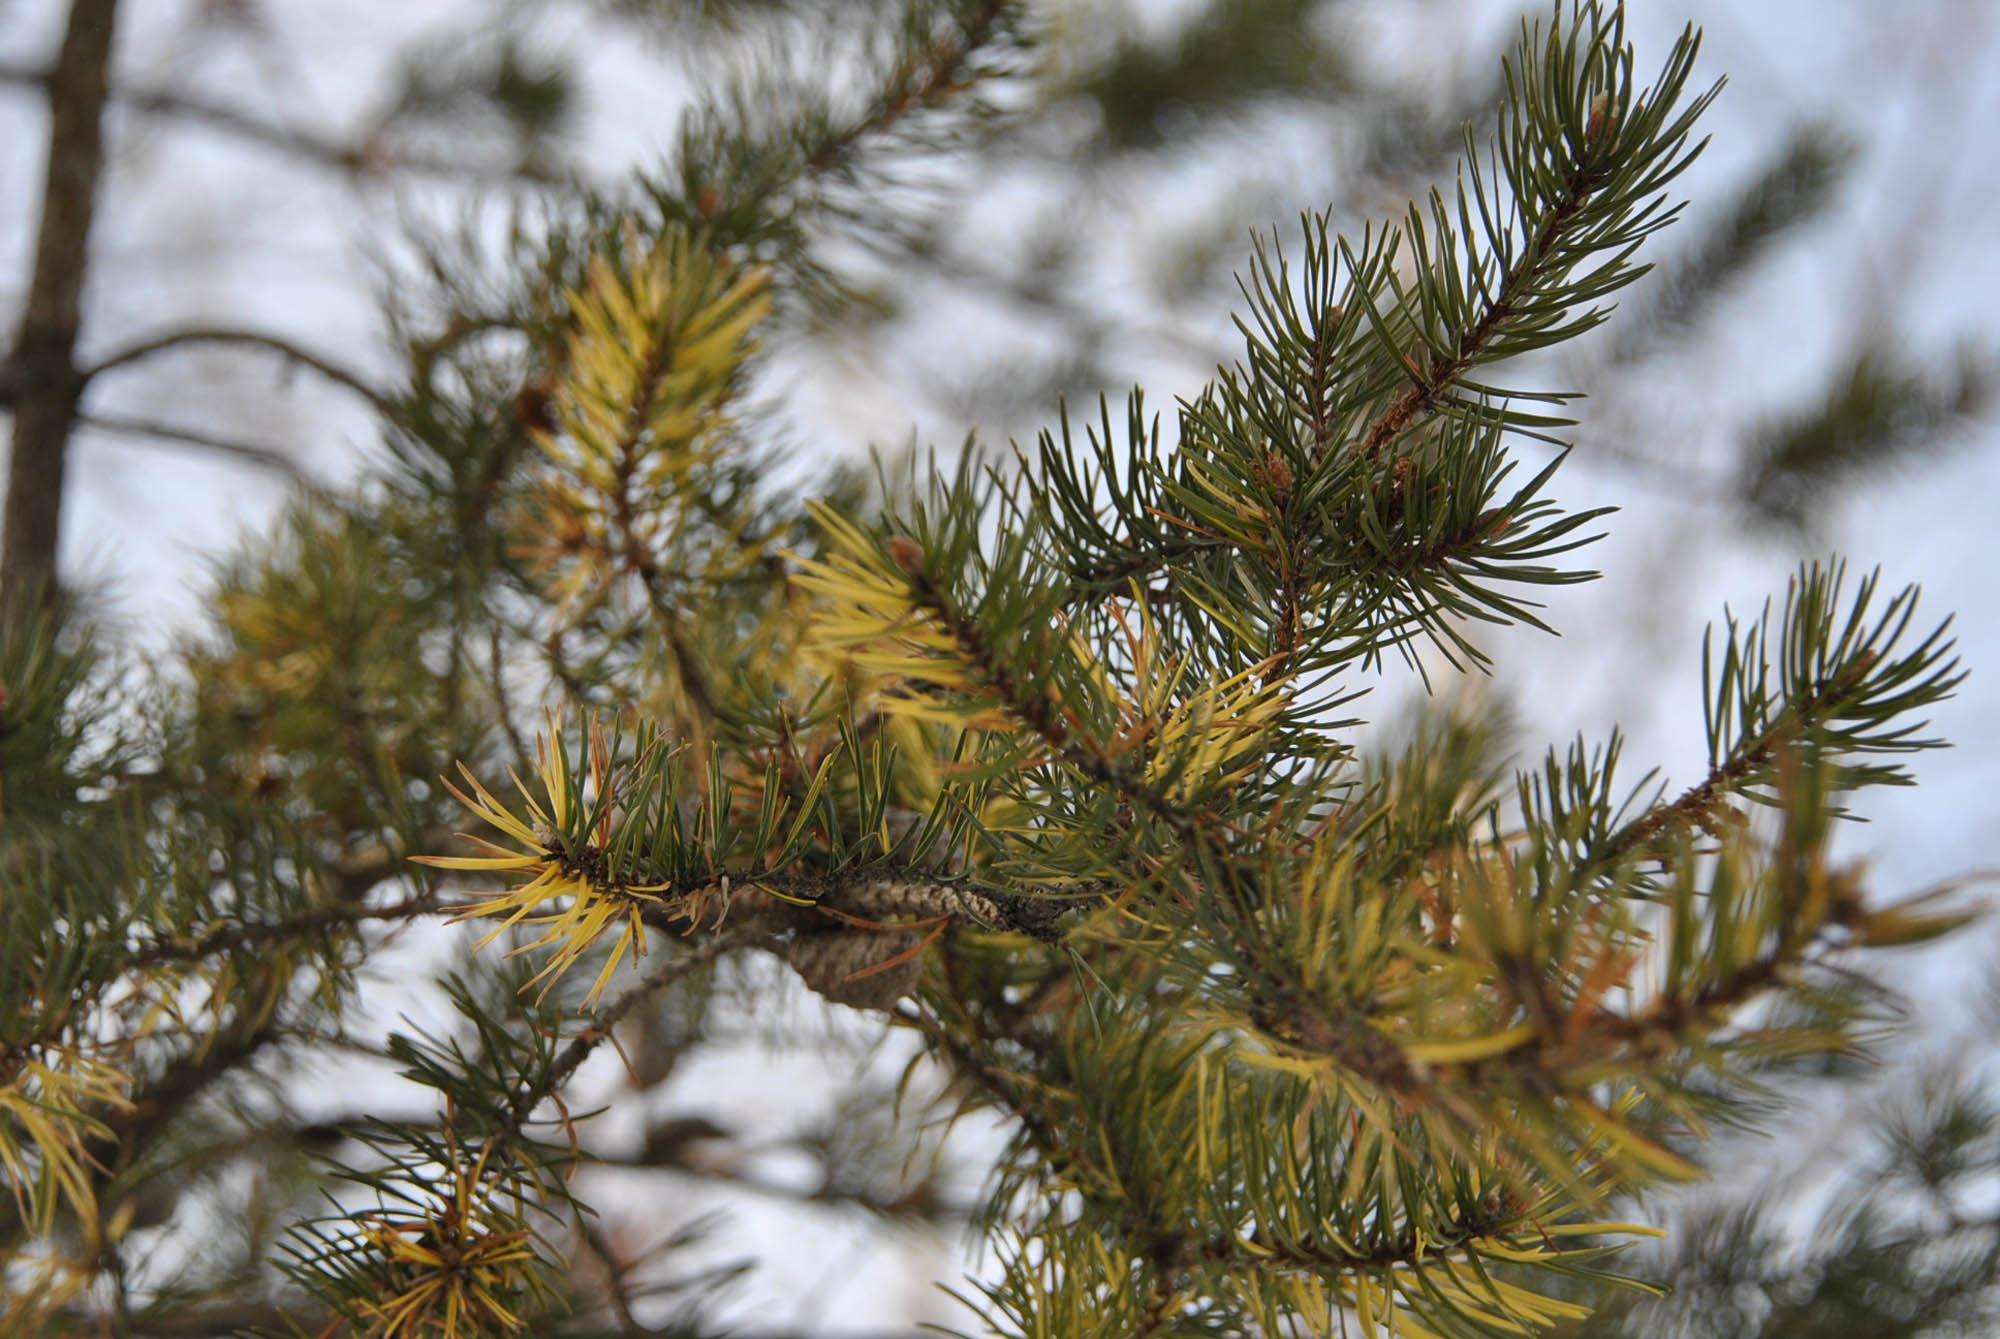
0, 0, 121, 621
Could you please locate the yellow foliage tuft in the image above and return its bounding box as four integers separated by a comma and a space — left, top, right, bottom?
512, 225, 773, 622
414, 714, 670, 1009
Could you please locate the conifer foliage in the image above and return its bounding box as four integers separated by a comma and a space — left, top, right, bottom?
0, 3, 1974, 1336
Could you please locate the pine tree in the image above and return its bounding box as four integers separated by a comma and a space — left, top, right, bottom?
1561, 1046, 2000, 1339
0, 3, 1980, 1336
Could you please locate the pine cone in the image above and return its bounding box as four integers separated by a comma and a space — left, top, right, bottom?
783, 928, 924, 1010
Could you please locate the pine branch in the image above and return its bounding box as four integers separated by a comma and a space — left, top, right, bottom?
1181, 1194, 1523, 1278
895, 557, 1190, 835
484, 921, 774, 1156
1589, 566, 1960, 872
902, 1005, 1075, 1176
801, 0, 1017, 179
1347, 13, 1718, 457
22, 5, 1982, 1335
123, 894, 444, 971
616, 468, 726, 730
76, 1301, 294, 1338
1573, 933, 1805, 1060
1352, 155, 1604, 463
663, 0, 1029, 296
1592, 748, 1763, 871
1041, 12, 1717, 680
1063, 532, 1233, 603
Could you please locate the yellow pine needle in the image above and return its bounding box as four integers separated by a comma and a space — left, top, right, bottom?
355, 1133, 539, 1338
1539, 1219, 1666, 1239
1571, 1098, 1701, 1181
414, 715, 669, 1009
788, 505, 1007, 726
515, 225, 771, 621
1093, 597, 1288, 801
1402, 1023, 1540, 1065
0, 1049, 129, 1238
546, 231, 771, 471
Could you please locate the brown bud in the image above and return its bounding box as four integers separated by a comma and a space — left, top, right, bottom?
1585, 91, 1614, 144
513, 376, 557, 435
1260, 452, 1294, 495
885, 535, 926, 577
695, 184, 723, 221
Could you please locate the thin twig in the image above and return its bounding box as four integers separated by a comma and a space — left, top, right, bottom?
485, 922, 776, 1155
800, 0, 1016, 178
575, 1216, 648, 1339
75, 411, 317, 483
490, 621, 534, 770
0, 61, 550, 185
81, 325, 394, 415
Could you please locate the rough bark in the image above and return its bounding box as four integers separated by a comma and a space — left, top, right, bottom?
0, 0, 121, 620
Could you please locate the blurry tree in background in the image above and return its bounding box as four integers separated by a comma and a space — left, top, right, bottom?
1564, 1062, 2000, 1338
1, 1, 1996, 1335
